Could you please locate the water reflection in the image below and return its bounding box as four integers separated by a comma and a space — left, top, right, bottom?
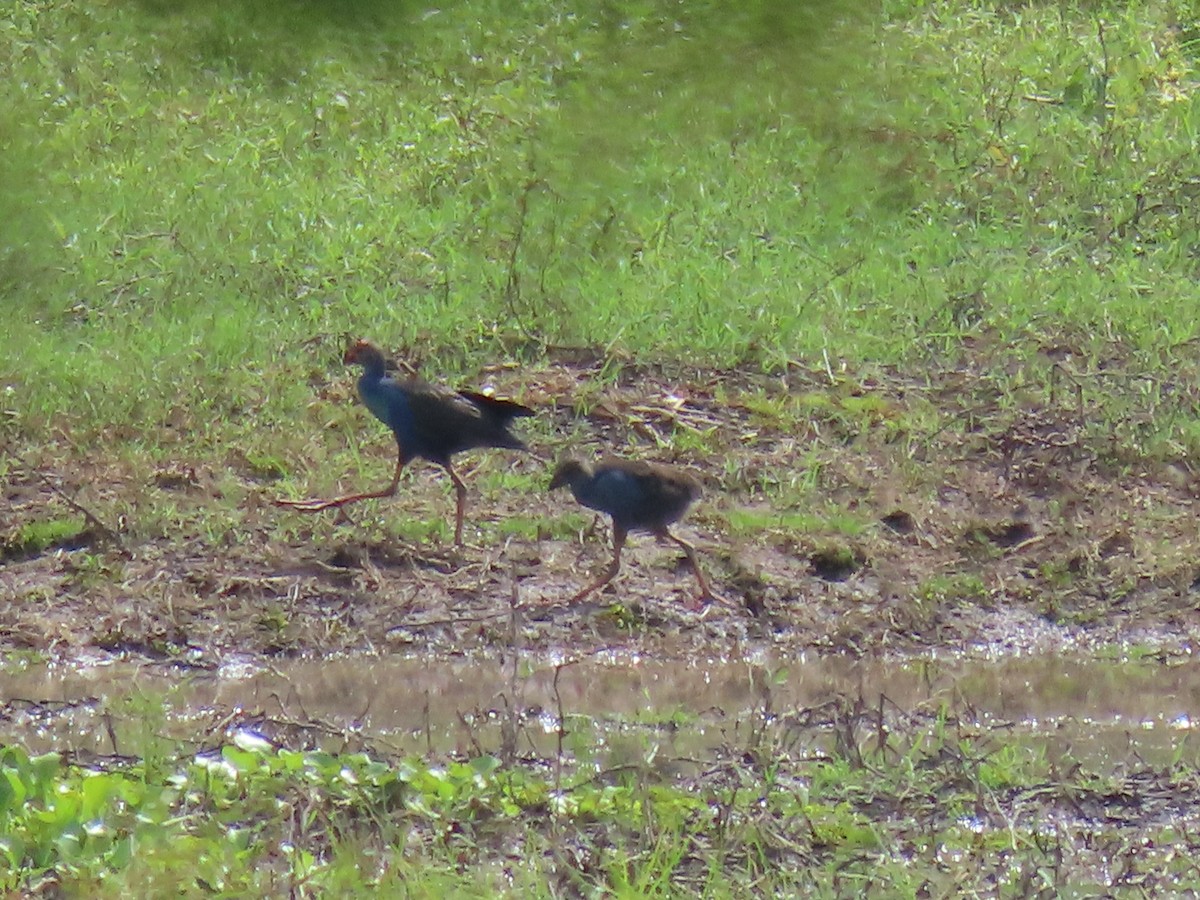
0, 653, 1196, 763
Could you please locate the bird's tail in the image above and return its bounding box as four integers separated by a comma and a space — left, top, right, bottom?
458, 390, 535, 421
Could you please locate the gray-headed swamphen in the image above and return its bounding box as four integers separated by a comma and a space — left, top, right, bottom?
549, 457, 723, 606
278, 339, 533, 546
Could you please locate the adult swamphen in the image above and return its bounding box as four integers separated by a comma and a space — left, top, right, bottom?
549, 457, 722, 607
278, 339, 533, 546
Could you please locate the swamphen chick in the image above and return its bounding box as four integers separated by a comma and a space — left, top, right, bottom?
549, 457, 720, 606
278, 339, 533, 546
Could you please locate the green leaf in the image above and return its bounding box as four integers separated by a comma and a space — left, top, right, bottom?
29, 752, 63, 788
470, 756, 501, 777
80, 773, 116, 821
220, 746, 261, 774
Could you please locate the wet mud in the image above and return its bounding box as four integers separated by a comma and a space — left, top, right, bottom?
5, 357, 1200, 667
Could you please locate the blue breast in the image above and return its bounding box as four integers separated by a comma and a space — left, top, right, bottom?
359, 373, 418, 452
573, 469, 647, 526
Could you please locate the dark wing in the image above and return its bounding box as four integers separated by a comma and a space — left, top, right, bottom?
595, 459, 701, 529
456, 390, 535, 419
631, 462, 702, 513
404, 380, 529, 463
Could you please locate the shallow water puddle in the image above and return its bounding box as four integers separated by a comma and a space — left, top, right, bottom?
0, 652, 1196, 762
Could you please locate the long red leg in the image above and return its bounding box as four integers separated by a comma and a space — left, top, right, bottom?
441, 463, 469, 547
663, 530, 713, 598
275, 453, 405, 512
664, 529, 735, 610
571, 525, 627, 603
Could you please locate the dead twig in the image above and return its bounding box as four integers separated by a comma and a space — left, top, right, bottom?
396, 612, 509, 629
501, 172, 549, 348
1048, 362, 1084, 414
37, 472, 131, 558
500, 556, 523, 765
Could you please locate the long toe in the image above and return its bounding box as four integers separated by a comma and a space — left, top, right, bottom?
275, 497, 328, 511
694, 589, 739, 612
570, 584, 606, 603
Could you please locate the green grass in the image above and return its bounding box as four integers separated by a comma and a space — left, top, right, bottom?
723, 505, 872, 538
2, 517, 86, 557
3, 690, 1198, 896
3, 0, 1199, 461
3, 3, 1200, 888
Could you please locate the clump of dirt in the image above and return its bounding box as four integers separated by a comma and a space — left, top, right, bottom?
880, 510, 915, 534
809, 545, 865, 582
4, 354, 1200, 664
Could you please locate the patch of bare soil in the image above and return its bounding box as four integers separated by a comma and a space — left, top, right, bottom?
5, 353, 1200, 665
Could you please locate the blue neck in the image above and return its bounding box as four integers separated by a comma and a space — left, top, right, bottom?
358, 355, 387, 381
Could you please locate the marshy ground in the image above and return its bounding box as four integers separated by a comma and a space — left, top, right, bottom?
4, 0, 1200, 892
7, 350, 1200, 664
8, 338, 1200, 895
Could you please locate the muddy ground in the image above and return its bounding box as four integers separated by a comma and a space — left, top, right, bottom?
4, 347, 1200, 667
